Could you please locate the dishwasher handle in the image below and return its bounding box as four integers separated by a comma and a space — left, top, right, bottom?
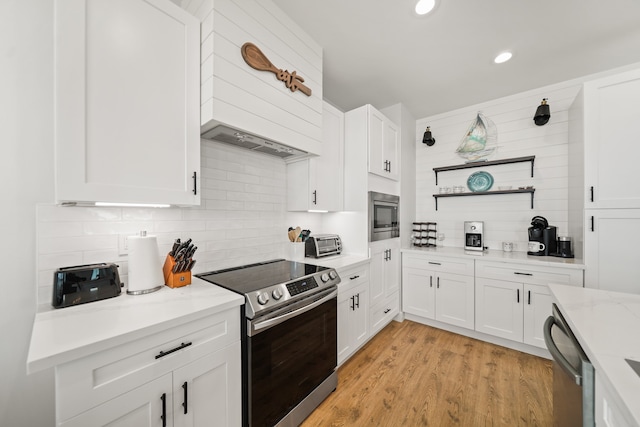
543, 315, 582, 386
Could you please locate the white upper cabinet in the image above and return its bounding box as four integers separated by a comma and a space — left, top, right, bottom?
184, 0, 323, 156
287, 102, 344, 211
55, 0, 201, 206
579, 68, 640, 209
368, 107, 399, 180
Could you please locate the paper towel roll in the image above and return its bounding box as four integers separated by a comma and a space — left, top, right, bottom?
127, 231, 164, 295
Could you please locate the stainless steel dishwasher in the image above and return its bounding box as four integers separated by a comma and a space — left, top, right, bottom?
544, 303, 595, 427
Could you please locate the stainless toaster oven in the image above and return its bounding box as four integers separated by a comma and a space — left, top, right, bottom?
305, 234, 342, 258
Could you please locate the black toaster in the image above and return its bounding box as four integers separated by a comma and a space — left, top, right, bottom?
52, 263, 123, 308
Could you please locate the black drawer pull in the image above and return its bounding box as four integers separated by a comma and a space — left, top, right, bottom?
156, 342, 192, 359
514, 272, 533, 276
428, 262, 441, 265
349, 275, 360, 280
384, 308, 391, 314
517, 289, 520, 303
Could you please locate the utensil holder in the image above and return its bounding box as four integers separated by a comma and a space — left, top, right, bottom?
289, 242, 305, 261
163, 255, 191, 288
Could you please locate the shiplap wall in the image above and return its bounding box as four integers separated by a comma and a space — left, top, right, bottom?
35, 141, 289, 306
182, 0, 324, 155
415, 83, 582, 251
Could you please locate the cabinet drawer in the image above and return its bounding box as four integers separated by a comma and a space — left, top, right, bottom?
337, 263, 369, 295
56, 307, 240, 421
370, 291, 399, 335
402, 253, 474, 276
475, 261, 583, 286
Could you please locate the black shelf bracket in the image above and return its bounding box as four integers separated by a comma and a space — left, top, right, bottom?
433, 155, 535, 185
433, 188, 535, 210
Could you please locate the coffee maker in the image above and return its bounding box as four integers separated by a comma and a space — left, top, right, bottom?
527, 216, 557, 256
464, 221, 484, 252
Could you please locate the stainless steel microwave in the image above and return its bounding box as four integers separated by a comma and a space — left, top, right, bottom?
369, 191, 399, 241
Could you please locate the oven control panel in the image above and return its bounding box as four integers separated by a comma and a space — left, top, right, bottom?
287, 277, 319, 296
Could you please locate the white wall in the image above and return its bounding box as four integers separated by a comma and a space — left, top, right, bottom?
1, 1, 55, 425
415, 83, 582, 252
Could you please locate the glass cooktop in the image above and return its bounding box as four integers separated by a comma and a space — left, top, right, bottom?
196, 259, 329, 295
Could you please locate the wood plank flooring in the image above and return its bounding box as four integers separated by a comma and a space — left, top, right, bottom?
302, 320, 552, 426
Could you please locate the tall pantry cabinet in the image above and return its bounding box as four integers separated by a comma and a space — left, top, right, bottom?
569, 67, 640, 293
344, 104, 401, 336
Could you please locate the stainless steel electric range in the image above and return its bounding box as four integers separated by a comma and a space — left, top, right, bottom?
197, 259, 340, 427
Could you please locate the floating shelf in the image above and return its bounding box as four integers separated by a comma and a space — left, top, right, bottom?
433, 188, 535, 210
433, 156, 535, 185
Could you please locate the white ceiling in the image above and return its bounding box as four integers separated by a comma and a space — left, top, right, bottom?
271, 0, 640, 119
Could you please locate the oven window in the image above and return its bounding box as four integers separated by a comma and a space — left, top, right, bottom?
374, 204, 397, 228
248, 298, 337, 427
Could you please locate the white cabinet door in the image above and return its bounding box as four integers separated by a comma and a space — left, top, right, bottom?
287, 102, 344, 211
55, 0, 200, 206
402, 267, 435, 319
475, 278, 523, 342
337, 282, 369, 365
584, 69, 640, 209
385, 245, 401, 296
584, 209, 640, 293
60, 374, 172, 427
367, 106, 399, 181
370, 241, 401, 307
435, 272, 475, 330
173, 343, 241, 427
523, 284, 552, 348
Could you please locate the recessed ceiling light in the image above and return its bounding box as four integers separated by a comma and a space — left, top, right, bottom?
415, 0, 436, 15
494, 51, 513, 64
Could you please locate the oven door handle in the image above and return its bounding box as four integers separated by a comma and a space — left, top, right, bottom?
251, 289, 337, 334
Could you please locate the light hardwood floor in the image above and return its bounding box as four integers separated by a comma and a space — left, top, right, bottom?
302, 320, 553, 426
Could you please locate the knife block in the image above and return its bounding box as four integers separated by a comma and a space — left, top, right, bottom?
163, 255, 191, 288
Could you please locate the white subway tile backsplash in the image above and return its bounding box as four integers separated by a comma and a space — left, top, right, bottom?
36, 140, 287, 305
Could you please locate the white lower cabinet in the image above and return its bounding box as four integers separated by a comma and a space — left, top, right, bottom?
595, 371, 636, 427
475, 261, 583, 349
337, 263, 370, 366
402, 253, 475, 330
55, 309, 241, 427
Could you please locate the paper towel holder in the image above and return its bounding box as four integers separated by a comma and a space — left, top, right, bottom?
126, 230, 164, 295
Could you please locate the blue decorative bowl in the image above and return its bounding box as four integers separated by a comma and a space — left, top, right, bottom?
467, 171, 494, 192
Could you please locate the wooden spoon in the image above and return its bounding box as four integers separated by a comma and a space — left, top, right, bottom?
241, 42, 312, 96
294, 226, 302, 242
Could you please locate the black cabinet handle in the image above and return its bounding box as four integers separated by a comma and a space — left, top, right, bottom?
384, 308, 391, 314
528, 290, 531, 305
436, 277, 440, 289
388, 161, 391, 173
517, 289, 520, 303
355, 293, 360, 308
156, 342, 192, 359
514, 272, 533, 276
349, 275, 360, 280
192, 171, 197, 195
591, 215, 595, 232
312, 190, 317, 205
430, 276, 433, 288
590, 186, 594, 202
350, 295, 355, 311
428, 262, 441, 265
182, 381, 188, 414
161, 393, 167, 427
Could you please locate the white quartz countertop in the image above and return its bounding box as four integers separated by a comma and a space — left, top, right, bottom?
27, 278, 243, 374
402, 246, 585, 270
549, 284, 640, 426
300, 253, 370, 270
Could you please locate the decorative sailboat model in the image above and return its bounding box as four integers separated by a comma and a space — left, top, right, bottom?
456, 112, 498, 162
